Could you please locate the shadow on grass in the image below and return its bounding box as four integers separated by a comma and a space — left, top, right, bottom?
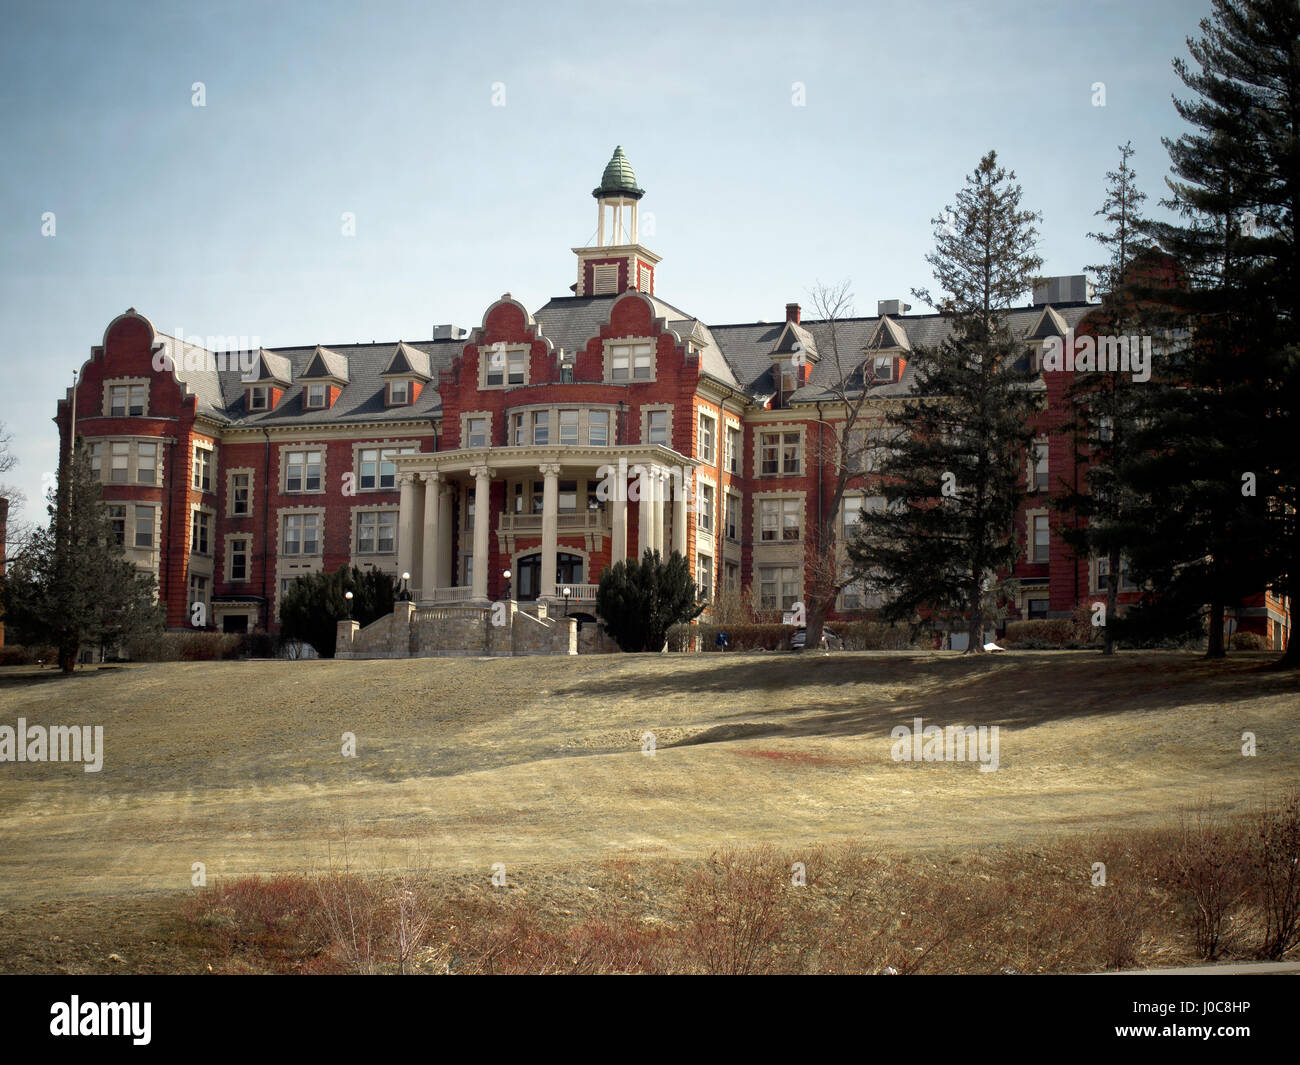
557, 652, 1299, 744
0, 665, 125, 688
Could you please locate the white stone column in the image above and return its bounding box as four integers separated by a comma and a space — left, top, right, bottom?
470, 465, 493, 603
398, 473, 418, 584
420, 472, 440, 603
540, 463, 561, 599
652, 467, 666, 555
612, 471, 628, 561
637, 464, 654, 559
436, 482, 454, 590
673, 468, 688, 558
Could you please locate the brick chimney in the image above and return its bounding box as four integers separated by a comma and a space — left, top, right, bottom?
785, 302, 801, 324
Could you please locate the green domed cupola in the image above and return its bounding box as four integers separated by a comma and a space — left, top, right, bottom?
592, 146, 645, 200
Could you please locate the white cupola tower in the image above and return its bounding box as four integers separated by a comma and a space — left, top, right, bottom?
573, 146, 661, 297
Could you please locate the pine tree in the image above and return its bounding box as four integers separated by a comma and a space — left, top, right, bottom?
1135, 0, 1299, 659
2, 441, 164, 671
1053, 142, 1158, 655
596, 549, 703, 652
279, 564, 396, 657
849, 151, 1043, 652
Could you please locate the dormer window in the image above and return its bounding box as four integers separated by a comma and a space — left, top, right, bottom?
873, 355, 895, 382
388, 380, 410, 405
248, 386, 269, 411
107, 382, 147, 417
483, 348, 527, 388
780, 360, 799, 392
607, 340, 653, 382
305, 383, 328, 409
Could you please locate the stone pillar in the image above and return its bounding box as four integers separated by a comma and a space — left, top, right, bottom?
540, 463, 561, 600
652, 467, 666, 555
420, 472, 440, 603
673, 468, 688, 558
637, 464, 653, 560
398, 473, 418, 584
612, 472, 628, 561
470, 465, 493, 603
437, 482, 454, 590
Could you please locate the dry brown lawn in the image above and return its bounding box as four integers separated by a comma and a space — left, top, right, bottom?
0, 649, 1294, 920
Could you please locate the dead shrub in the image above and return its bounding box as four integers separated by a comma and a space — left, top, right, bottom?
677, 846, 787, 974
1253, 785, 1300, 960
1168, 802, 1251, 960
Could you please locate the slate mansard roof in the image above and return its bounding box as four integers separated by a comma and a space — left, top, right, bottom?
157, 294, 1096, 428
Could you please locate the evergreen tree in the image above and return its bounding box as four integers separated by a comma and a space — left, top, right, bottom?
2, 441, 164, 671
1053, 142, 1158, 655
1135, 0, 1298, 659
849, 151, 1044, 652
596, 549, 703, 652
279, 564, 396, 657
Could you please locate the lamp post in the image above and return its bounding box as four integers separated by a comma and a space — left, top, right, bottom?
562, 586, 571, 616
503, 568, 512, 601
344, 590, 354, 619
399, 571, 411, 602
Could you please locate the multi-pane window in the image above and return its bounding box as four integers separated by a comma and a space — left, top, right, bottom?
760, 431, 801, 475
229, 538, 249, 581
285, 450, 322, 492
389, 380, 409, 404
89, 442, 102, 478
760, 498, 801, 542
843, 495, 864, 534
646, 410, 669, 446
758, 566, 800, 611
110, 442, 129, 483
109, 383, 146, 417
1097, 415, 1113, 445
134, 505, 154, 548
231, 472, 250, 515
188, 575, 208, 620
531, 411, 549, 445
357, 511, 396, 554
559, 409, 580, 446
609, 341, 653, 382
190, 510, 211, 554
484, 349, 527, 387
136, 442, 157, 484
697, 413, 716, 464
841, 579, 867, 610
696, 554, 713, 600
1032, 514, 1050, 562
724, 493, 739, 541
193, 446, 212, 491
305, 384, 327, 409
510, 413, 527, 446
284, 513, 321, 555
1032, 441, 1049, 492
248, 386, 269, 411
1027, 597, 1049, 619
358, 447, 413, 490
697, 483, 715, 532
1097, 556, 1137, 592
724, 561, 740, 591
588, 410, 609, 446
107, 504, 126, 546
558, 481, 578, 513
726, 425, 741, 473
466, 417, 488, 448
873, 355, 895, 382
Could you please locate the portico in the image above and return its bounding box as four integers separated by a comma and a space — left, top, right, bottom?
395, 445, 698, 605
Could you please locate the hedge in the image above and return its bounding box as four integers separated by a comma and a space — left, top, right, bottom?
1003, 618, 1101, 649
1230, 631, 1268, 650
666, 620, 922, 652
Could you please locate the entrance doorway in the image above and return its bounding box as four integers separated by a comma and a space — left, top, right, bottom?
515, 552, 584, 600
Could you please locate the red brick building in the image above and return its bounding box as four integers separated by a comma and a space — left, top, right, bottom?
54, 147, 1291, 648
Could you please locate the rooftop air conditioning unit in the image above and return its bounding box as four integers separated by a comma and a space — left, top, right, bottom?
877, 299, 912, 316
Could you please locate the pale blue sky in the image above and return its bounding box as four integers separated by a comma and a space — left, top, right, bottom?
0, 0, 1213, 526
